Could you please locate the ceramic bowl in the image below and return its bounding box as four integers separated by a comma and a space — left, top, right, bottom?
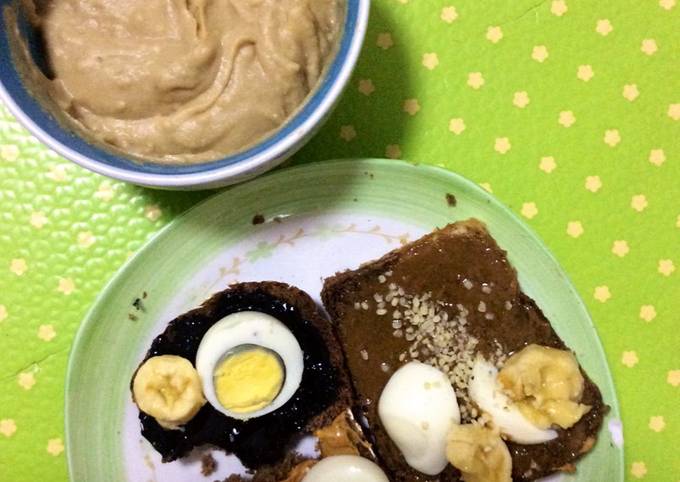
0, 0, 369, 189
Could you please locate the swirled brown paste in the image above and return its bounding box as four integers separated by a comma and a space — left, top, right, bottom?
28, 0, 344, 163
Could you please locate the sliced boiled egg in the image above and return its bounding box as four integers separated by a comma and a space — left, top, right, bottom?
378, 361, 460, 475
468, 357, 557, 444
302, 455, 389, 482
195, 311, 303, 420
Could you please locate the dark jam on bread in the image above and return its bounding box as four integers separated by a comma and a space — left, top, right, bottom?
138, 283, 342, 469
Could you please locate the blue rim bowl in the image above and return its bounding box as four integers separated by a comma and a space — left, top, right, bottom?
0, 0, 369, 189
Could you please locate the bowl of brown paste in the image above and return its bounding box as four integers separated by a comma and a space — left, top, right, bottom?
0, 0, 368, 189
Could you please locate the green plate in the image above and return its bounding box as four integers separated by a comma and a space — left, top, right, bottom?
65, 159, 623, 482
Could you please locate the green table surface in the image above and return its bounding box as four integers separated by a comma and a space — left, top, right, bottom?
1, 0, 678, 481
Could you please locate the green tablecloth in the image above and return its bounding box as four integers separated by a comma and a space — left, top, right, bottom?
0, 0, 678, 480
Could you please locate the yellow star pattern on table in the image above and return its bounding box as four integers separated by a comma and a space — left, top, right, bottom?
657, 259, 675, 276
467, 72, 485, 90
631, 461, 647, 478
648, 416, 665, 432
0, 419, 17, 437
640, 39, 658, 56
566, 221, 584, 238
639, 305, 656, 322
30, 211, 48, 229
551, 0, 567, 16
376, 32, 394, 50
47, 438, 64, 457
402, 98, 420, 116
77, 231, 96, 249
531, 45, 549, 62
585, 175, 602, 192
594, 285, 611, 302
10, 258, 27, 276
631, 194, 648, 212
448, 118, 465, 135
520, 202, 538, 219
612, 240, 629, 257
57, 278, 75, 295
577, 65, 594, 82
94, 182, 114, 202
0, 304, 7, 322
46, 164, 68, 182
623, 84, 639, 102
494, 137, 511, 154
0, 143, 19, 161
358, 79, 375, 96
539, 156, 556, 173
513, 91, 530, 108
621, 351, 639, 368
595, 19, 613, 36
339, 125, 357, 142
659, 0, 676, 9
604, 129, 621, 147
668, 103, 680, 121
18, 372, 36, 390
422, 53, 439, 70
38, 324, 56, 342
486, 26, 503, 43
558, 110, 576, 127
440, 6, 457, 23
667, 370, 680, 386
648, 149, 665, 166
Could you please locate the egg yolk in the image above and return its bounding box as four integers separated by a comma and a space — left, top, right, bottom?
214, 347, 284, 413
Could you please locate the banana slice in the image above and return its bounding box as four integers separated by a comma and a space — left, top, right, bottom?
446, 423, 512, 482
132, 355, 206, 429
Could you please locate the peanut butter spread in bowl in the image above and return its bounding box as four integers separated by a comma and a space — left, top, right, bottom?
30, 0, 344, 163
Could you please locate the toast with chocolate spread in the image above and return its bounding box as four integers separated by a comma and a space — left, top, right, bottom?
322, 219, 607, 481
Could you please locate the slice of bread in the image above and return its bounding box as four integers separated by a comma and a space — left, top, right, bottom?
322, 219, 607, 481
136, 281, 360, 472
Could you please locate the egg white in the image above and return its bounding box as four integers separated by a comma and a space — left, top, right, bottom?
378, 361, 460, 475
195, 311, 304, 420
302, 455, 389, 482
468, 357, 557, 444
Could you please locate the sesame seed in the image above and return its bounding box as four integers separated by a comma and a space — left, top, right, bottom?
385, 270, 393, 277
504, 301, 513, 311
485, 313, 495, 320
380, 362, 390, 372
378, 275, 387, 283
393, 310, 402, 319
354, 302, 361, 310
361, 301, 369, 310
482, 285, 492, 294
376, 308, 387, 315
360, 349, 369, 360
463, 279, 473, 290
374, 293, 383, 303
478, 301, 487, 312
